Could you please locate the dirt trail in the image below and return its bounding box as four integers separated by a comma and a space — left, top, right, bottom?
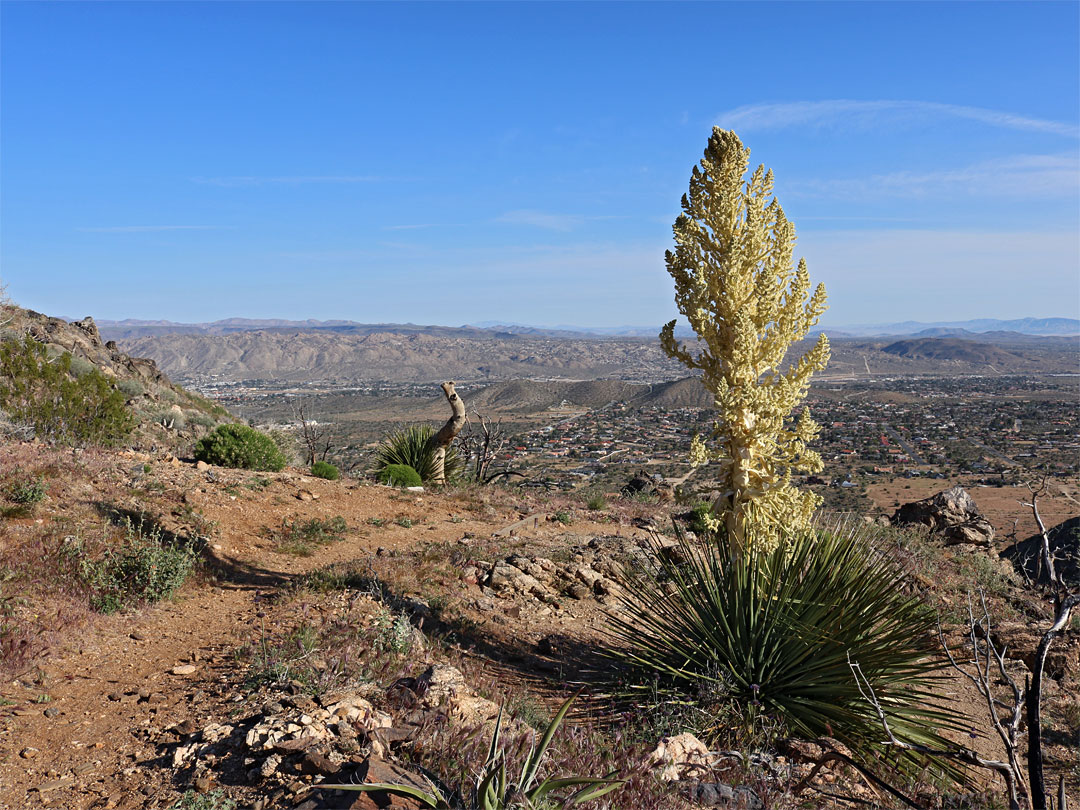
0, 468, 522, 810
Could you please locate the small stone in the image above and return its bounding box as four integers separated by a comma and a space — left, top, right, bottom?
297, 490, 315, 501
196, 460, 210, 471
172, 665, 197, 676
137, 689, 152, 700
21, 747, 40, 759
130, 632, 146, 641
34, 777, 75, 793
107, 692, 122, 702
567, 583, 591, 600
44, 707, 60, 719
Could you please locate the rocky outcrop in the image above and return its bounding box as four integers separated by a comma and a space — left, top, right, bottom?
891, 486, 995, 546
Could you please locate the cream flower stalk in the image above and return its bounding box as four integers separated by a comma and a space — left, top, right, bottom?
661, 128, 830, 551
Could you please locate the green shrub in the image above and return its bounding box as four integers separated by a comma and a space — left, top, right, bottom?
687, 501, 715, 536
6, 474, 47, 506
187, 411, 216, 429
68, 355, 94, 378
154, 407, 186, 431
115, 378, 145, 399
266, 516, 349, 556
377, 464, 422, 488
310, 461, 339, 480
586, 492, 607, 511
77, 518, 199, 613
0, 336, 135, 447
193, 424, 288, 471
607, 524, 965, 778
372, 425, 461, 483
169, 790, 236, 810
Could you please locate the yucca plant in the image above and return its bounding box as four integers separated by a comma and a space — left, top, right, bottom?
372, 425, 463, 484
607, 521, 968, 780
323, 694, 623, 809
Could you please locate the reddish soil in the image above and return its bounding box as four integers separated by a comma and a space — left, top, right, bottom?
0, 447, 649, 809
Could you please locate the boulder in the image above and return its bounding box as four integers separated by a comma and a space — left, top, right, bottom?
891, 486, 995, 546
648, 732, 714, 782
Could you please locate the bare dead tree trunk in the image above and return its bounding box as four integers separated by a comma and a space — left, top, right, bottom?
1023, 474, 1056, 584
428, 381, 465, 485
292, 398, 335, 465
1028, 593, 1080, 810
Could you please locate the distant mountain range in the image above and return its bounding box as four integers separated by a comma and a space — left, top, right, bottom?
833, 317, 1079, 337
90, 315, 1079, 341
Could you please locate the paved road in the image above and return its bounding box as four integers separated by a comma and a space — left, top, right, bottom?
882, 424, 926, 465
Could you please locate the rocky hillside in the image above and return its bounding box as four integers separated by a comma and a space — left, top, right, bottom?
0, 305, 233, 450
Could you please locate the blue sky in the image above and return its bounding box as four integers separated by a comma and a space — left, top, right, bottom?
2, 1, 1077, 327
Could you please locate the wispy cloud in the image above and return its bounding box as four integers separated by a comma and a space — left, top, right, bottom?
381, 223, 466, 231
76, 225, 224, 233
495, 209, 584, 231
191, 175, 385, 187
799, 228, 1078, 323
790, 153, 1079, 200
494, 210, 624, 231
717, 100, 1078, 137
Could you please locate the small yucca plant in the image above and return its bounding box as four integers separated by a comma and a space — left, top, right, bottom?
606, 521, 968, 780
324, 694, 622, 809
372, 425, 462, 484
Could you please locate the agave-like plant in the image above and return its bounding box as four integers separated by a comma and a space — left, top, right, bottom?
607, 521, 968, 778
323, 694, 622, 809
372, 424, 463, 484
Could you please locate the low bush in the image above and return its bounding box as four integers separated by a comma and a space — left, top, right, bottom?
586, 492, 607, 511
372, 424, 461, 483
193, 424, 288, 471
75, 518, 199, 613
377, 464, 422, 488
266, 516, 349, 556
686, 501, 715, 535
6, 473, 47, 507
187, 411, 216, 429
310, 461, 339, 480
608, 523, 966, 779
115, 378, 145, 399
0, 335, 135, 447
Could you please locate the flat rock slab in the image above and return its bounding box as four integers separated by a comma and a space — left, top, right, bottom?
493, 513, 544, 537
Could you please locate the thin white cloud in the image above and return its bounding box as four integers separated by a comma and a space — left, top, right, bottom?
799, 228, 1079, 322
494, 210, 625, 231
717, 100, 1077, 137
381, 223, 466, 231
191, 175, 385, 187
790, 153, 1079, 201
495, 209, 584, 231
76, 225, 224, 233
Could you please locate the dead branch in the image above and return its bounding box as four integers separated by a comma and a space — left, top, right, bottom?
1022, 473, 1057, 586
1027, 592, 1080, 809
850, 653, 1023, 810
291, 398, 336, 465
937, 594, 1027, 803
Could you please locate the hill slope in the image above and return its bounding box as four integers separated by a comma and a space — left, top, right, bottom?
0, 305, 233, 449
